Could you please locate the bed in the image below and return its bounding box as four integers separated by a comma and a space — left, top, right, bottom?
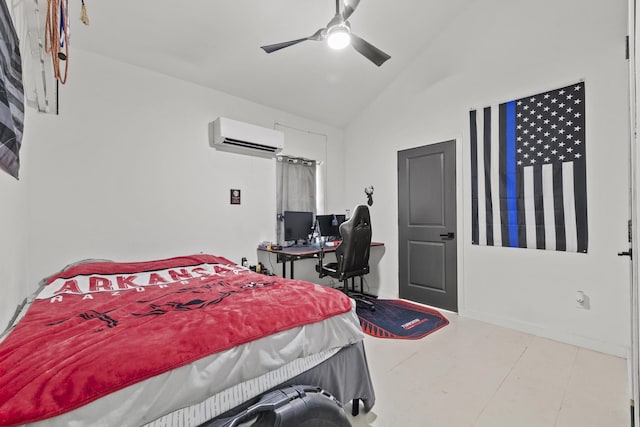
0, 254, 375, 426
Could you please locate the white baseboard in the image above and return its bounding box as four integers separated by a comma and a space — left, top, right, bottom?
461, 308, 629, 358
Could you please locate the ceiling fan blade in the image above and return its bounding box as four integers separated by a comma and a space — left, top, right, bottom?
326, 13, 343, 28
350, 33, 391, 66
260, 29, 325, 54
261, 38, 309, 53
342, 0, 361, 21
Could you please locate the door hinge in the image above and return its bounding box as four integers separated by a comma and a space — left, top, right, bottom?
627, 35, 630, 60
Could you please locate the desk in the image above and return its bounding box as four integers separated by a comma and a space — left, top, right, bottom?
258, 242, 384, 279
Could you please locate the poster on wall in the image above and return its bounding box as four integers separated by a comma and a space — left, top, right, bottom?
230, 189, 241, 205
469, 81, 587, 253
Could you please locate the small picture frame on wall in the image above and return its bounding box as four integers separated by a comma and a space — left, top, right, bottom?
230, 189, 241, 205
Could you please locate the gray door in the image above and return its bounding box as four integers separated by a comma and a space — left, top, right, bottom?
398, 140, 457, 312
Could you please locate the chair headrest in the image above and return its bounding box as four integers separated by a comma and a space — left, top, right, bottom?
350, 205, 370, 227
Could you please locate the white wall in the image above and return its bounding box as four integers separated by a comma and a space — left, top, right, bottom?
345, 0, 630, 356
0, 169, 28, 330
16, 48, 345, 296
0, 0, 29, 330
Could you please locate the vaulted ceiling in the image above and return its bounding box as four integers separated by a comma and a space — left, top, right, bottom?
71, 0, 474, 128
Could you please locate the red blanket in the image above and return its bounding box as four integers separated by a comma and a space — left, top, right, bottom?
0, 254, 352, 426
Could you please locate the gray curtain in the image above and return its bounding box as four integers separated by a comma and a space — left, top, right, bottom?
276, 155, 317, 243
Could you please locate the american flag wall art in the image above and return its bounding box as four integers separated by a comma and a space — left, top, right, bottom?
0, 0, 24, 179
470, 82, 587, 253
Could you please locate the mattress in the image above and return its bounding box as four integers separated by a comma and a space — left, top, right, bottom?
200, 340, 375, 427
0, 254, 368, 427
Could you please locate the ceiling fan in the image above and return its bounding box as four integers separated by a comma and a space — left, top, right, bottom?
260, 0, 391, 67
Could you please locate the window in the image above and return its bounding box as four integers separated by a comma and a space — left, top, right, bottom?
276, 156, 316, 243
274, 124, 328, 243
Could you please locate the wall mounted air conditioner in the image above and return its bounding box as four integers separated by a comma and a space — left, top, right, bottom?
210, 117, 284, 157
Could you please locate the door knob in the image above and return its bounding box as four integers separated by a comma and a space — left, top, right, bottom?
618, 249, 632, 259
440, 232, 455, 240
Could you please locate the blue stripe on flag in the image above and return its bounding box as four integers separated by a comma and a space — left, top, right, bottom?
505, 100, 518, 247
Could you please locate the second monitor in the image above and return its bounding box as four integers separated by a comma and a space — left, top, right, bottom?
316, 214, 346, 240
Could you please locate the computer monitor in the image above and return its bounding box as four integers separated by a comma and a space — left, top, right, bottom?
316, 214, 346, 240
283, 211, 314, 243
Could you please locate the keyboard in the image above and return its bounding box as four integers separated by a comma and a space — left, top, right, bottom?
293, 243, 322, 249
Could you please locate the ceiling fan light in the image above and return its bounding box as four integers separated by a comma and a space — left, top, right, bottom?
327, 26, 351, 50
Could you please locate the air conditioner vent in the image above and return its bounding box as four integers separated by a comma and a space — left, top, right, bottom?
222, 137, 280, 153
210, 117, 284, 157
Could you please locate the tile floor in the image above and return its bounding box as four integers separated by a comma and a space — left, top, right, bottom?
346, 312, 629, 427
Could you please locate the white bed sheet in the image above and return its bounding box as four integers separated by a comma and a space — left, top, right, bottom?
22, 299, 364, 427
145, 347, 342, 427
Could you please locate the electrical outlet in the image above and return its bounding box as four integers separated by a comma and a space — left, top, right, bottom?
576, 290, 590, 309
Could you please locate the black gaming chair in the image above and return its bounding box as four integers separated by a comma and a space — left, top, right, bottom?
316, 205, 374, 310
